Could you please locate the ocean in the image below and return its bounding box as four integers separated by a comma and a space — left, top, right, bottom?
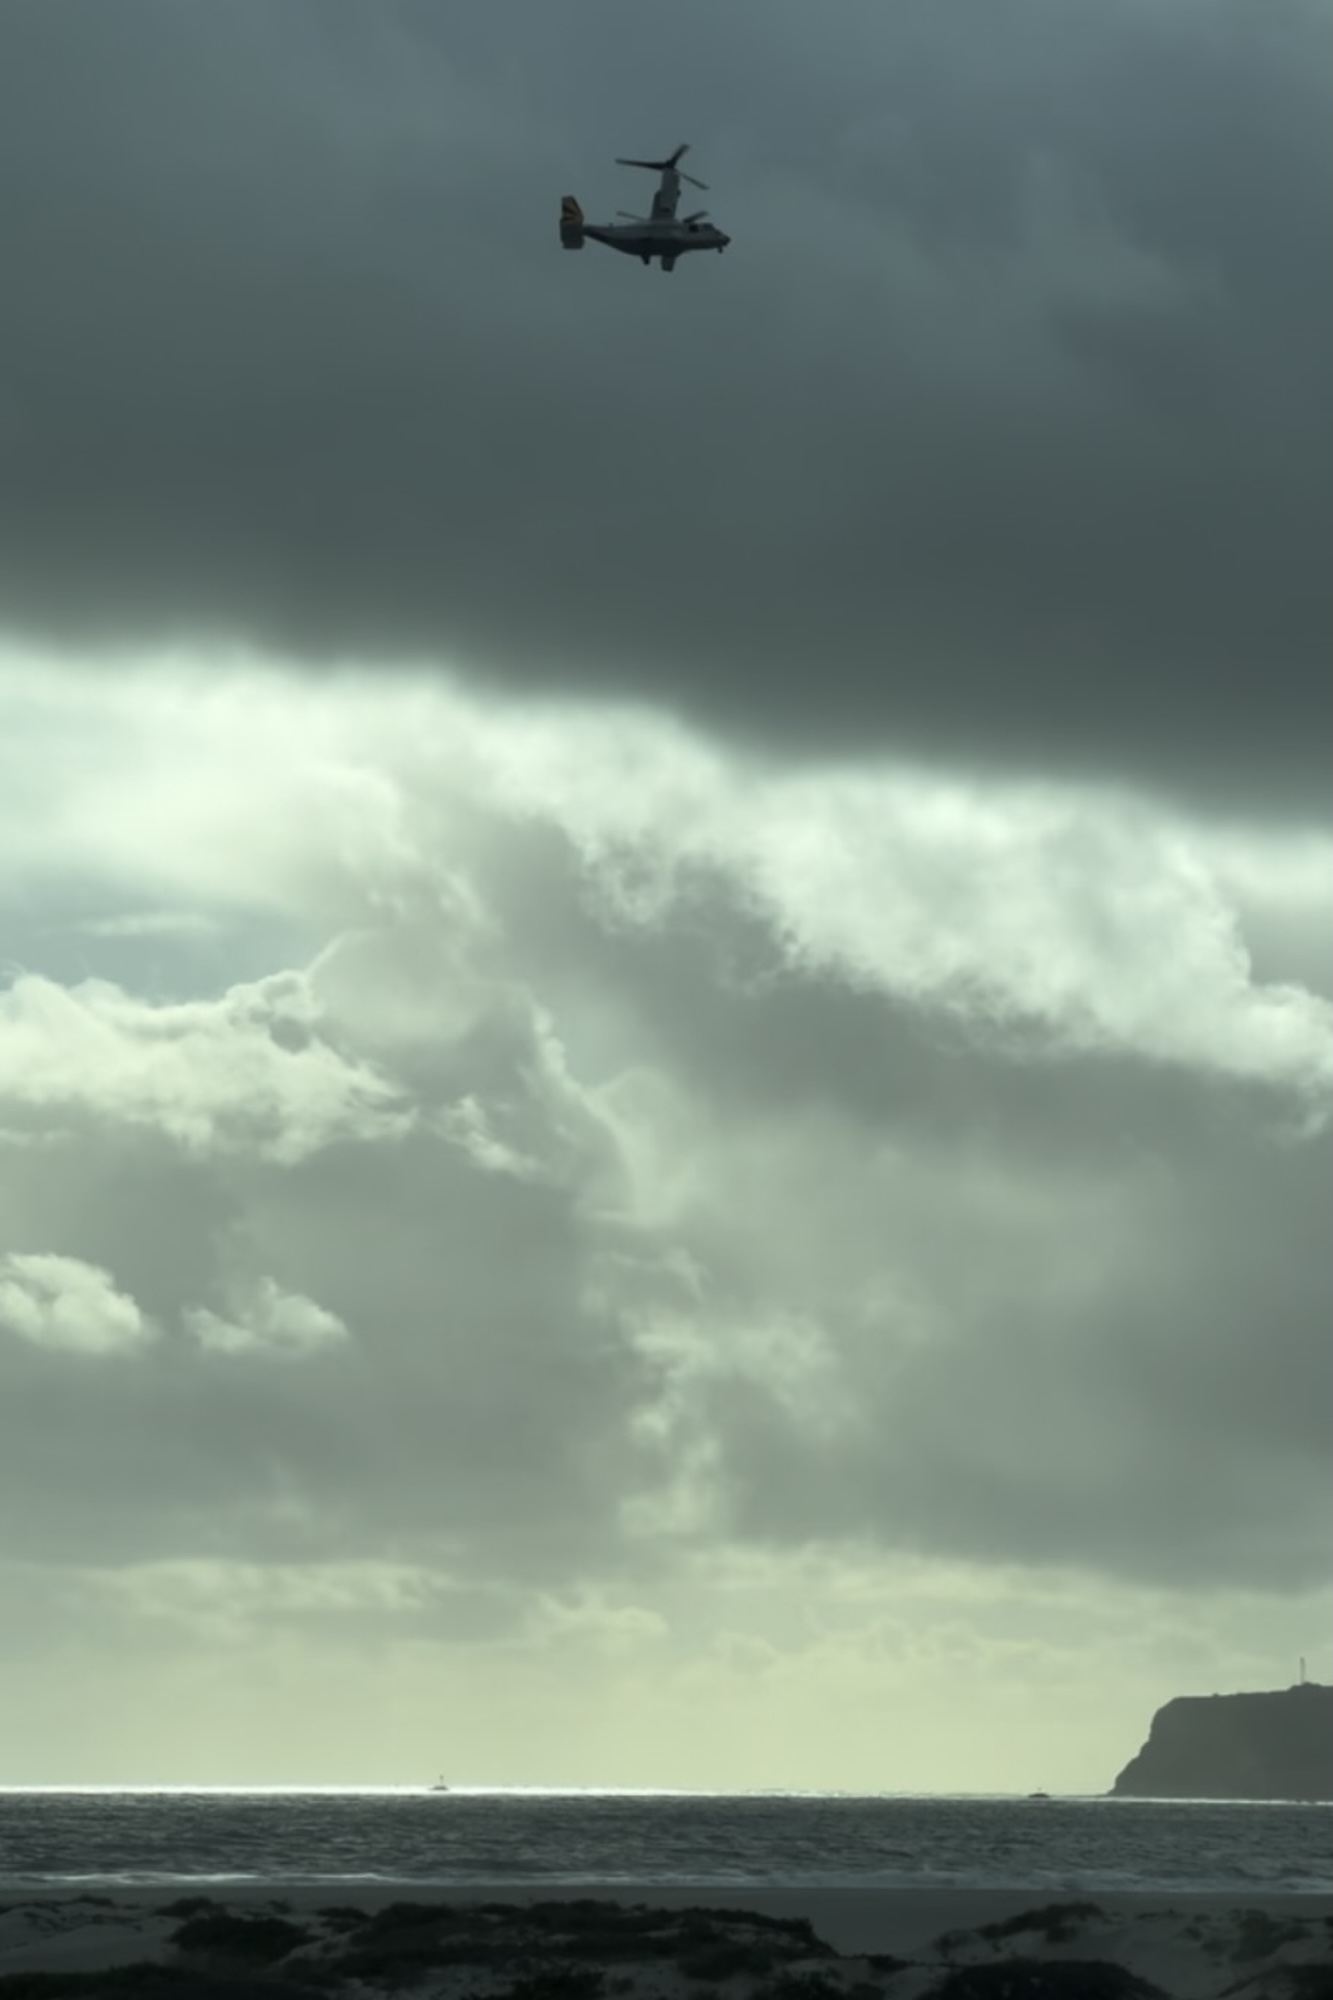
2, 1790, 1329, 1898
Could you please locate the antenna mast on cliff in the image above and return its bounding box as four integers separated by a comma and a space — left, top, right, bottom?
1300, 1656, 1307, 1685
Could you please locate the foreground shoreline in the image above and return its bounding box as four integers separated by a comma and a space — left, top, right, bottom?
3, 1882, 1331, 1996
8, 1882, 1333, 1953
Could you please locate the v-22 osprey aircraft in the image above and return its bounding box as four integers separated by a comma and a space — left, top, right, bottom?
560, 145, 730, 271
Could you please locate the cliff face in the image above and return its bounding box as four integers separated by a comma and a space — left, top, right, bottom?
1111, 1684, 1333, 1801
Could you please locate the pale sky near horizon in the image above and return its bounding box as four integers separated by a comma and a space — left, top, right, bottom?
0, 0, 1329, 1793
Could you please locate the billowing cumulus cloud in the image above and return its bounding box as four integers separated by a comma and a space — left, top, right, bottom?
455, 710, 1333, 1111
0, 653, 1327, 1649
0, 1253, 156, 1358
0, 967, 412, 1163
186, 1277, 350, 1360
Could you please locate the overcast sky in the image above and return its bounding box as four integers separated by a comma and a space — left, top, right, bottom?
0, 0, 1329, 1793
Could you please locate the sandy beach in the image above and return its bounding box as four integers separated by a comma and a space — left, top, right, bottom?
2, 1882, 1330, 1996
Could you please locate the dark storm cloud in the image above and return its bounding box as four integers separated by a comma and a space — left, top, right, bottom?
1, 0, 1328, 813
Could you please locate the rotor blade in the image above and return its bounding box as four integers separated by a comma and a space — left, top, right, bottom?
616, 210, 649, 221
615, 145, 697, 176
679, 172, 708, 190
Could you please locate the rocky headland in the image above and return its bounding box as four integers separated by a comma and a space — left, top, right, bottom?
1112, 1683, 1333, 1801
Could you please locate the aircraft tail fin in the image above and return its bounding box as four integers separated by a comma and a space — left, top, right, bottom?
560, 195, 585, 249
